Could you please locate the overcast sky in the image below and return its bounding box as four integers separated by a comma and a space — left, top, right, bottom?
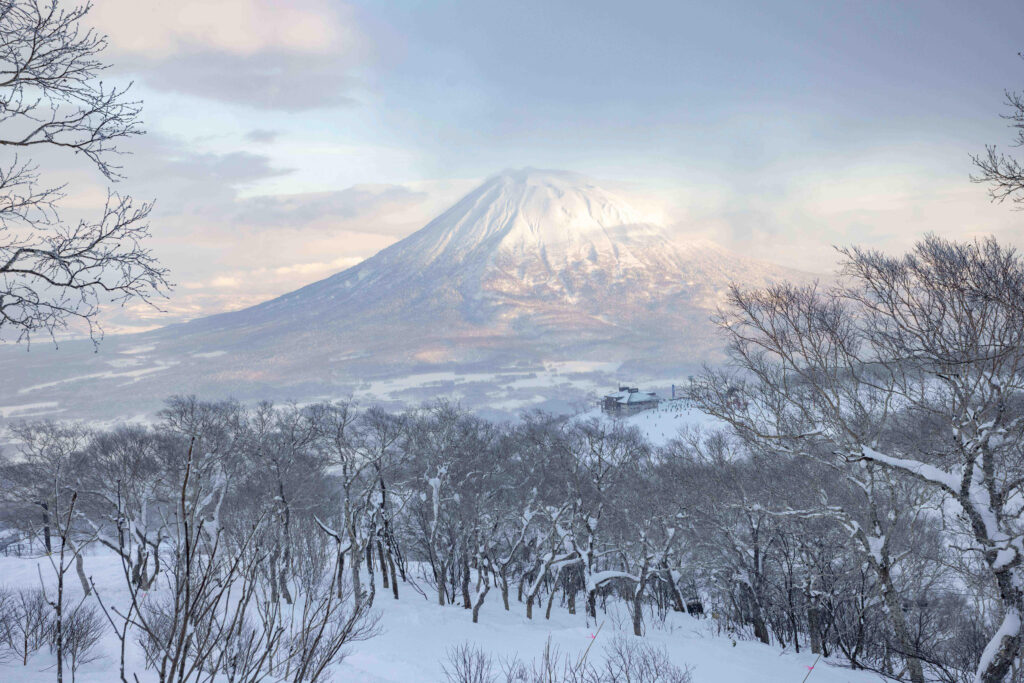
59, 0, 1024, 331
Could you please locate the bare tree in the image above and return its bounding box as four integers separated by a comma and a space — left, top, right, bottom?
442, 636, 692, 683
691, 235, 1024, 683
77, 426, 173, 590
1, 421, 93, 595
0, 0, 169, 343
310, 401, 400, 609
972, 53, 1024, 205
442, 642, 496, 683
5, 587, 50, 666
50, 602, 104, 683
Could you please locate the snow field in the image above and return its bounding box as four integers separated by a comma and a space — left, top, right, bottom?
0, 552, 882, 682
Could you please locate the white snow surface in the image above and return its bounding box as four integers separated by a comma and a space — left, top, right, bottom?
0, 551, 880, 682
579, 398, 726, 447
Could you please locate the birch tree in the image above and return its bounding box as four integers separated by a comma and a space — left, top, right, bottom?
691, 235, 1024, 683
0, 0, 169, 343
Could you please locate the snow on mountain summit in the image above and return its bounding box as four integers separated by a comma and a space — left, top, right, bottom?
267, 168, 735, 319
321, 168, 662, 272
431, 168, 655, 251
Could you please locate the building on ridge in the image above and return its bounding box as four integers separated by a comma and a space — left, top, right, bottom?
601, 386, 659, 417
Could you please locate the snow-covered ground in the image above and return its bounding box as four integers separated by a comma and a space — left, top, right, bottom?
338, 586, 877, 683
579, 398, 725, 447
0, 551, 882, 682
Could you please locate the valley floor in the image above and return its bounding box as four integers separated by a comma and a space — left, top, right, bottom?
0, 552, 886, 683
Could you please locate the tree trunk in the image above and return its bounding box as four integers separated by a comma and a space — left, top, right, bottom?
781, 579, 798, 653
877, 564, 924, 683
279, 561, 293, 605
40, 502, 52, 554
378, 542, 389, 589
632, 586, 645, 636
366, 546, 376, 608
388, 554, 399, 600
743, 582, 770, 645
270, 548, 280, 603
351, 547, 363, 609
472, 582, 490, 624
807, 602, 822, 655
753, 616, 770, 645
55, 538, 65, 683
336, 548, 346, 599
461, 554, 472, 609
500, 572, 510, 611
278, 481, 294, 605
525, 561, 545, 621
437, 567, 446, 606
632, 564, 649, 637
394, 541, 407, 581
667, 569, 686, 613
545, 580, 558, 620
978, 617, 1023, 683
74, 551, 91, 597
976, 567, 1023, 683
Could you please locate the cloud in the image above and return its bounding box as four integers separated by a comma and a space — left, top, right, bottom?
135, 52, 363, 111
244, 129, 281, 143
233, 184, 429, 233
109, 135, 436, 238
91, 0, 355, 57
75, 133, 296, 229
51, 132, 465, 332
268, 255, 365, 277
210, 276, 243, 288
35, 130, 293, 223
91, 0, 372, 110
658, 164, 1024, 274
155, 147, 292, 187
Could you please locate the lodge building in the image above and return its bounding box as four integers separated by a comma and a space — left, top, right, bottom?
601, 386, 659, 417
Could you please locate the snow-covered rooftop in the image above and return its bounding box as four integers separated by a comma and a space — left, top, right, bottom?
604, 387, 659, 404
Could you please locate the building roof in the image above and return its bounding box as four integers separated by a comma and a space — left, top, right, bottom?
604, 388, 659, 404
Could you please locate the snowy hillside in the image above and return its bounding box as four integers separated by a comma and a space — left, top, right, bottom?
0, 169, 816, 423
0, 552, 882, 683
578, 398, 725, 447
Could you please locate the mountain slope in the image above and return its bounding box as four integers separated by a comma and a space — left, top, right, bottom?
0, 169, 815, 421
0, 551, 881, 683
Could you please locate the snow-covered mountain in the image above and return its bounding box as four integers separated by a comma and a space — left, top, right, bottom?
0, 169, 814, 422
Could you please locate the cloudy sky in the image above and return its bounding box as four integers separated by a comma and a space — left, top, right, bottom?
55, 0, 1024, 331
